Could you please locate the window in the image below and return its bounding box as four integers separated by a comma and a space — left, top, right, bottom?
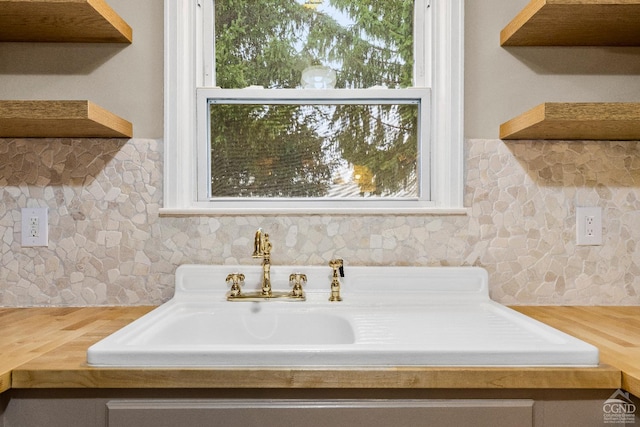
163, 0, 464, 214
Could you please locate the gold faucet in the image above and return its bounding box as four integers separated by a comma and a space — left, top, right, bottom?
226, 228, 305, 301
253, 228, 272, 296
329, 258, 343, 302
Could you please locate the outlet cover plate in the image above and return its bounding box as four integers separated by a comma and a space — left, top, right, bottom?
576, 206, 602, 246
21, 207, 48, 247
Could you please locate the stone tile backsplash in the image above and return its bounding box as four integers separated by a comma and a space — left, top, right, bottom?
1, 137, 639, 306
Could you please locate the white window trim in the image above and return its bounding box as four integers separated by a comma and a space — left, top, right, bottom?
161, 0, 465, 216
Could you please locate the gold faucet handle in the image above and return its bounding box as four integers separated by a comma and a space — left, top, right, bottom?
289, 273, 307, 298
226, 272, 245, 298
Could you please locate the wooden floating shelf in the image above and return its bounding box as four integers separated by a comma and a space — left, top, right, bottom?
501, 0, 640, 46
500, 102, 640, 140
0, 100, 133, 138
0, 0, 132, 43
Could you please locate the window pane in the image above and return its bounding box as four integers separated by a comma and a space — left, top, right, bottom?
209, 101, 419, 198
214, 0, 415, 89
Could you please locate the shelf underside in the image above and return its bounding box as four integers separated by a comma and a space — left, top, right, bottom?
501, 0, 640, 46
500, 103, 640, 140
0, 100, 132, 138
0, 0, 132, 43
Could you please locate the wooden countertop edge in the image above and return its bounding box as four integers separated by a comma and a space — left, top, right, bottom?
623, 373, 640, 397
0, 372, 10, 394
11, 365, 621, 390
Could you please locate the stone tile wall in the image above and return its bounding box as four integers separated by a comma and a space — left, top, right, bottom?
1, 137, 639, 306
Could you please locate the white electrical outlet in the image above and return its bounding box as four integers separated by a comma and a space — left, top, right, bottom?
576, 206, 602, 246
21, 208, 48, 247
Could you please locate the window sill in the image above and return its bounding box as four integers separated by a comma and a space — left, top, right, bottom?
158, 206, 470, 216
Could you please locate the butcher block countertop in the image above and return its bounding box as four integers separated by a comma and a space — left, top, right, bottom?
515, 306, 640, 397
0, 306, 637, 395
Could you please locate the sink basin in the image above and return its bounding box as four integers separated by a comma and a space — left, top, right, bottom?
87, 265, 599, 367
129, 307, 355, 346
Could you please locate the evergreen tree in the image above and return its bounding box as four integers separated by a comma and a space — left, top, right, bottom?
211, 0, 416, 197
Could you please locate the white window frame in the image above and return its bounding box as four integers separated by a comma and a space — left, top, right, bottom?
162, 0, 465, 215
197, 89, 430, 211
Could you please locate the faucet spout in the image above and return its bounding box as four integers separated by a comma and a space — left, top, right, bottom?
253, 228, 272, 296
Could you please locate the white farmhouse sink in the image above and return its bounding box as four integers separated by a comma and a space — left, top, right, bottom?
87, 265, 599, 367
